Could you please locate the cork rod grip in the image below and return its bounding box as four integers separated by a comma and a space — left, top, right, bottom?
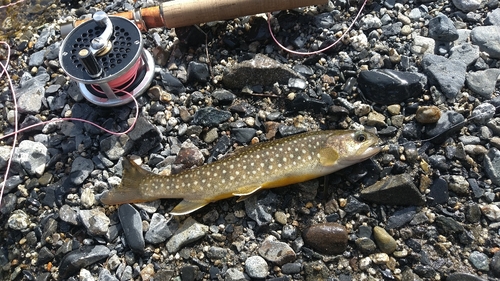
160, 0, 328, 28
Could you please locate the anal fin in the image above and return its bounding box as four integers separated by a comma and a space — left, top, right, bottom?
232, 185, 262, 197
170, 199, 208, 215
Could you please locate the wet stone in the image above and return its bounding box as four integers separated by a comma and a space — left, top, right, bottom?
245, 256, 268, 279
360, 174, 425, 206
192, 107, 232, 127
58, 245, 110, 279
166, 217, 208, 253
302, 222, 348, 255
357, 69, 425, 104
145, 214, 179, 244
258, 236, 296, 265
373, 226, 397, 254
118, 204, 145, 254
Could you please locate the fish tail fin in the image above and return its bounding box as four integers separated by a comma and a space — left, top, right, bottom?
100, 157, 155, 205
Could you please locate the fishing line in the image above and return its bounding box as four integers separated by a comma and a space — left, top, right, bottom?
267, 0, 368, 56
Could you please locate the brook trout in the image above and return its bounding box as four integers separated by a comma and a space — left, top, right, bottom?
101, 130, 381, 215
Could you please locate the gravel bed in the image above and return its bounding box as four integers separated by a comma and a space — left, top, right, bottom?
1, 0, 500, 280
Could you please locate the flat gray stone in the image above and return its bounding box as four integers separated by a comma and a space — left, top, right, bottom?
166, 217, 208, 253
471, 26, 500, 59
466, 69, 500, 98
422, 54, 466, 99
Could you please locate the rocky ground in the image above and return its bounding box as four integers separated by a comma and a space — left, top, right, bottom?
1, 0, 500, 280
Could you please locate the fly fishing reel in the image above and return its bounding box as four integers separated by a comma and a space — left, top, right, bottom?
59, 11, 154, 107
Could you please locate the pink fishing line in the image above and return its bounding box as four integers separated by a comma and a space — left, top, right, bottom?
267, 0, 367, 56
0, 0, 26, 9
0, 41, 139, 208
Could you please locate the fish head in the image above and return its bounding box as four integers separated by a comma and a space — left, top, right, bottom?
322, 130, 382, 169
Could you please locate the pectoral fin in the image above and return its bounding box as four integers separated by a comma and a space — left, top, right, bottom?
170, 199, 208, 215
319, 147, 339, 167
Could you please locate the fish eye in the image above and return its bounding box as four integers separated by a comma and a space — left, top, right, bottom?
355, 132, 367, 142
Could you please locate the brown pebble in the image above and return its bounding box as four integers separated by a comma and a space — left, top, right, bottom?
302, 222, 348, 255
373, 226, 397, 254
415, 106, 441, 124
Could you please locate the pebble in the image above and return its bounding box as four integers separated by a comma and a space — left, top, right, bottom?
70, 156, 94, 185
192, 107, 232, 127
370, 252, 390, 265
16, 140, 49, 176
187, 61, 210, 83
469, 251, 490, 271
58, 245, 110, 279
435, 216, 464, 235
166, 217, 208, 253
245, 256, 268, 279
480, 204, 500, 221
79, 209, 110, 236
415, 106, 441, 124
303, 260, 330, 281
428, 14, 458, 42
483, 148, 500, 186
222, 54, 302, 88
7, 210, 31, 231
212, 89, 236, 105
411, 36, 435, 55
360, 174, 425, 206
145, 214, 179, 244
428, 177, 449, 205
471, 26, 500, 59
452, 0, 481, 11
466, 69, 500, 98
373, 226, 397, 254
302, 222, 348, 255
225, 268, 248, 281
118, 204, 145, 254
355, 237, 377, 255
100, 134, 133, 161
160, 71, 186, 94
357, 69, 425, 104
258, 236, 296, 265
231, 128, 256, 144
244, 191, 277, 226
387, 207, 417, 229
444, 175, 469, 195
281, 263, 302, 274
471, 103, 497, 124
422, 54, 466, 99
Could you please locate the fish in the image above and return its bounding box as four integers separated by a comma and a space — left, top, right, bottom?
100, 130, 382, 215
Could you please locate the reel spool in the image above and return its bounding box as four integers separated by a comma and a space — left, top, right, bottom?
59, 11, 154, 107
